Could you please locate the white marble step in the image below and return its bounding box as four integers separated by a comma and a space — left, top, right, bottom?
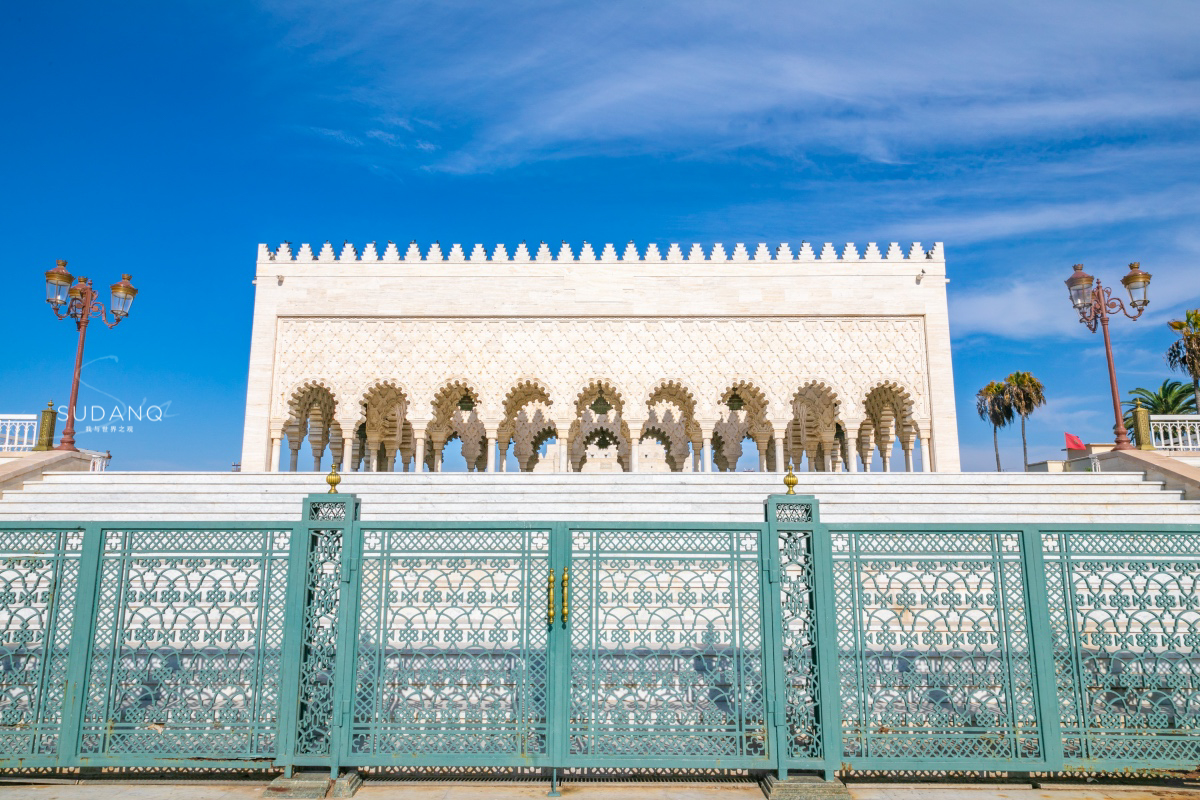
1, 470, 1198, 524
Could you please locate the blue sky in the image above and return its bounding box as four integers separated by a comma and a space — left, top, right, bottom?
2, 1, 1198, 472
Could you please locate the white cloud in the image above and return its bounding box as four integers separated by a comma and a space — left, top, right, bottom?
266, 0, 1200, 170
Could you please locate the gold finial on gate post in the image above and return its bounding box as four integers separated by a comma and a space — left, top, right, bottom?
783, 467, 798, 495
326, 463, 341, 494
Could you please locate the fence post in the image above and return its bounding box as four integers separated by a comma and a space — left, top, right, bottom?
274, 519, 316, 775
761, 501, 787, 780
1021, 527, 1065, 772
808, 507, 842, 781
57, 523, 103, 767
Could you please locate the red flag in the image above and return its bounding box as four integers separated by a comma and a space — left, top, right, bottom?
1065, 433, 1086, 451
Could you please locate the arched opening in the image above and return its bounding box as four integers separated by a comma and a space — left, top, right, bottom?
499, 380, 556, 472
712, 383, 770, 472
569, 380, 629, 472
428, 382, 485, 472
643, 381, 700, 472
282, 383, 337, 472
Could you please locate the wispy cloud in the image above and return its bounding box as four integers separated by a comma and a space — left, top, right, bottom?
265, 0, 1200, 171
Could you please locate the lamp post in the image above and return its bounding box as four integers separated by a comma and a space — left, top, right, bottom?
1065, 261, 1152, 451
44, 260, 138, 451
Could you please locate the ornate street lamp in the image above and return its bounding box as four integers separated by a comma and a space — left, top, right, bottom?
44, 260, 138, 451
1065, 262, 1151, 451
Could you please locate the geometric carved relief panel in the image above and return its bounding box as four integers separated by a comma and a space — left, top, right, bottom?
272, 316, 929, 423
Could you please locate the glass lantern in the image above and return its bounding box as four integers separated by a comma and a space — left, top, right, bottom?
44, 260, 73, 307
1119, 262, 1151, 310
1065, 263, 1095, 310
110, 274, 138, 317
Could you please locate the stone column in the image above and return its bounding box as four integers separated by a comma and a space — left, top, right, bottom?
628, 423, 643, 473
919, 435, 931, 472
701, 437, 712, 472
430, 436, 445, 472
413, 433, 426, 473
288, 438, 301, 472
903, 443, 915, 473
498, 438, 510, 472
270, 435, 282, 472
383, 443, 398, 472
823, 442, 835, 473
842, 423, 859, 473
485, 427, 498, 472
757, 439, 768, 472
556, 421, 572, 472
773, 429, 785, 472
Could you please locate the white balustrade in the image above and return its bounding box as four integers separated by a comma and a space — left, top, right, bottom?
1150, 414, 1200, 451
0, 415, 38, 452
87, 451, 111, 471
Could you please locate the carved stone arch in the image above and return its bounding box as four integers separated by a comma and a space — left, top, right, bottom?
863, 380, 918, 470
573, 378, 627, 417
499, 378, 555, 441
711, 380, 772, 472
504, 376, 555, 414
282, 380, 338, 471
281, 378, 339, 421
525, 425, 559, 471
426, 380, 486, 470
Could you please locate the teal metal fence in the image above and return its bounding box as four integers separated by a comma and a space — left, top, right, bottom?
0, 493, 1196, 778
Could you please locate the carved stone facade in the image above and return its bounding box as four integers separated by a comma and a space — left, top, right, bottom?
241, 240, 960, 473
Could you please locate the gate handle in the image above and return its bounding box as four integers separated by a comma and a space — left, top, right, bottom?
547, 568, 555, 625
561, 567, 569, 624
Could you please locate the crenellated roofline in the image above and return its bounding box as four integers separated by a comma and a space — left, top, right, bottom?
257, 240, 944, 263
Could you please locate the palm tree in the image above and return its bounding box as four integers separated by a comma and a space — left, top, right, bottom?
1166, 309, 1200, 411
976, 381, 1014, 472
1121, 380, 1198, 437
1004, 371, 1046, 472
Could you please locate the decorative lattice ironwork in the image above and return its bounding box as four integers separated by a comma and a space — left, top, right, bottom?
80, 528, 292, 760
295, 528, 343, 756
777, 529, 822, 759
831, 530, 1040, 763
567, 528, 768, 763
308, 502, 346, 522
776, 504, 813, 524
1043, 530, 1200, 767
347, 527, 552, 762
0, 529, 85, 760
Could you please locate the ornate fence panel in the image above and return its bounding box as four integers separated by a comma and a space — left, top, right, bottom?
0, 494, 1198, 779
1043, 527, 1200, 769
78, 525, 294, 766
342, 524, 553, 766
0, 527, 87, 765
564, 525, 771, 767
826, 526, 1044, 769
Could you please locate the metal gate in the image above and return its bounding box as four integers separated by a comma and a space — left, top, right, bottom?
324, 518, 772, 770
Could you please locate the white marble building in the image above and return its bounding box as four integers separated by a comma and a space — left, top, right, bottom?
239, 240, 959, 474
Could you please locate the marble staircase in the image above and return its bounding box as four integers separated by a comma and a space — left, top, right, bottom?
0, 470, 1198, 524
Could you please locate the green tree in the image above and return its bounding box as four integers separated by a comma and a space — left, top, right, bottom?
1121, 379, 1198, 435
976, 381, 1014, 472
1004, 371, 1047, 472
1166, 309, 1200, 411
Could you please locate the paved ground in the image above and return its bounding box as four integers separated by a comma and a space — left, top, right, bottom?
1, 784, 1200, 800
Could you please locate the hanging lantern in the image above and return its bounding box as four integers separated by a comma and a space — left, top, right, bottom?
590, 391, 613, 415
727, 391, 744, 411
458, 394, 475, 411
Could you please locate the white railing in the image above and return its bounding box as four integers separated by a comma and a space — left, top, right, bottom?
86, 451, 111, 471
0, 415, 38, 452
1150, 414, 1200, 451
